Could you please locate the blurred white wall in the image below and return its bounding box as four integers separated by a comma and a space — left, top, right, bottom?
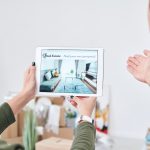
0, 0, 150, 139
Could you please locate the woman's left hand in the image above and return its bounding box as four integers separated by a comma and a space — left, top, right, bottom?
21, 65, 36, 101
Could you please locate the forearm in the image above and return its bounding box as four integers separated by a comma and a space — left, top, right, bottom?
0, 93, 29, 134
71, 122, 96, 150
7, 92, 29, 115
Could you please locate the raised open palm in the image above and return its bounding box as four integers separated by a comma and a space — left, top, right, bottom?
127, 50, 150, 85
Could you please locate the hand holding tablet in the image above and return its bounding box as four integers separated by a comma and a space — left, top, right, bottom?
70, 96, 96, 117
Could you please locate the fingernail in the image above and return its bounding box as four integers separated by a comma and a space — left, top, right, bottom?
70, 96, 74, 99
32, 62, 35, 66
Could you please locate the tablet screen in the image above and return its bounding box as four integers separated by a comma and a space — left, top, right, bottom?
36, 48, 104, 96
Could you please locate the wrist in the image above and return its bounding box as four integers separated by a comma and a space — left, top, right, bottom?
79, 120, 89, 125
18, 91, 30, 102
77, 115, 94, 125
80, 112, 92, 117
7, 92, 30, 115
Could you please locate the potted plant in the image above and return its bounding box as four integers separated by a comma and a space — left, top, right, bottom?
23, 109, 37, 150
65, 108, 77, 128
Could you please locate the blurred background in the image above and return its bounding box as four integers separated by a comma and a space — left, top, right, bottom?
0, 0, 150, 149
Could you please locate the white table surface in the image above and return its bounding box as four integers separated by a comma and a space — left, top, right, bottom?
95, 136, 144, 150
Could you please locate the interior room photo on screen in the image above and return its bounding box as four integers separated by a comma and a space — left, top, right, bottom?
39, 55, 98, 94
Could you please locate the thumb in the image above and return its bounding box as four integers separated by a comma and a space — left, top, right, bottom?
144, 49, 150, 57
30, 62, 36, 75
29, 66, 36, 80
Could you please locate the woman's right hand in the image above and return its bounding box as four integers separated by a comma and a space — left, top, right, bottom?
70, 96, 96, 117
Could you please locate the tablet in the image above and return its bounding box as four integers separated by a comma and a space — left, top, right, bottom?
36, 47, 104, 97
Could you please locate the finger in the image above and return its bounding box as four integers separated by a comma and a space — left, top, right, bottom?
127, 61, 137, 70
88, 97, 96, 104
127, 65, 136, 74
60, 96, 65, 100
128, 57, 140, 66
29, 61, 36, 75
26, 67, 30, 75
32, 62, 36, 66
73, 96, 80, 104
76, 96, 88, 99
93, 98, 96, 106
29, 66, 36, 80
127, 57, 134, 63
144, 49, 150, 57
29, 66, 36, 74
90, 96, 97, 101
133, 56, 141, 64
134, 54, 145, 62
70, 100, 77, 108
24, 68, 30, 80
